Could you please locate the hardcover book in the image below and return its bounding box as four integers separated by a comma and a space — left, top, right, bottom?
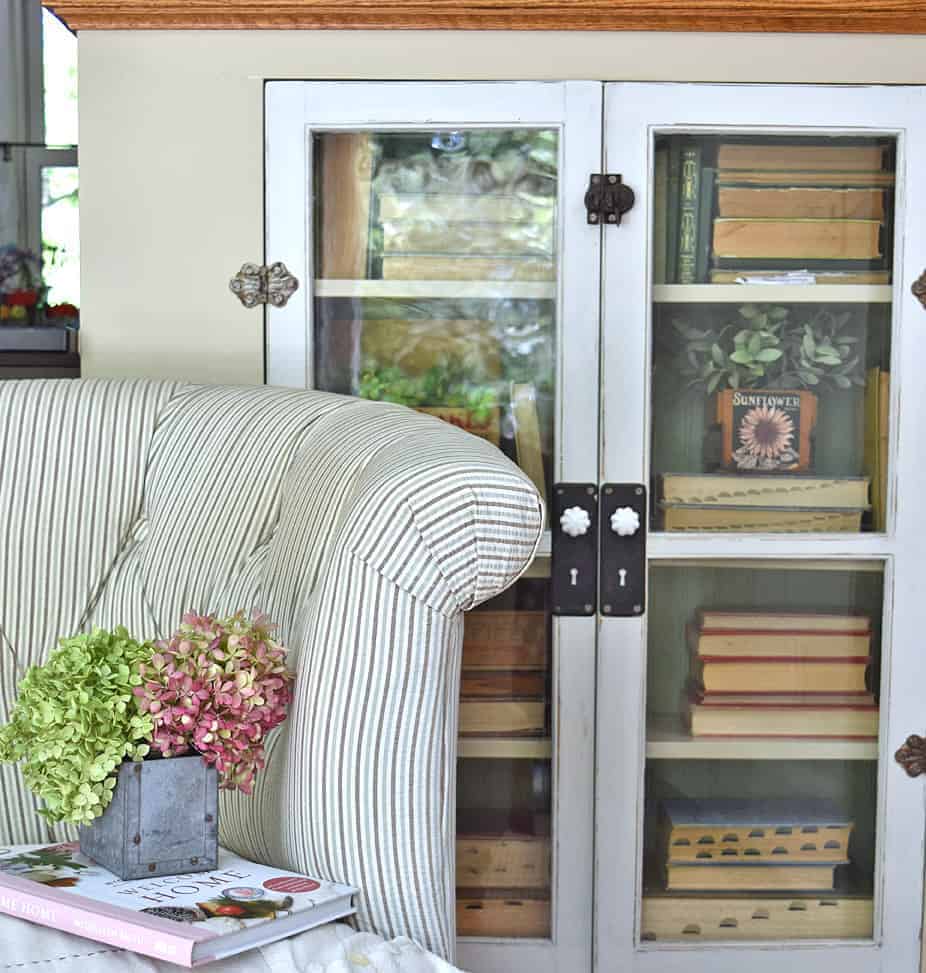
659, 473, 870, 509
0, 844, 356, 968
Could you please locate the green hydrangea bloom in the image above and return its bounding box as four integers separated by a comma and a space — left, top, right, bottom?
0, 627, 154, 825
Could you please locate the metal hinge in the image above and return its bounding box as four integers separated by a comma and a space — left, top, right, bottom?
584, 174, 635, 226
229, 262, 299, 308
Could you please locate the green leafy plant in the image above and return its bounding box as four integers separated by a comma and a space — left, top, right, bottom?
0, 628, 153, 825
356, 358, 498, 423
670, 305, 865, 395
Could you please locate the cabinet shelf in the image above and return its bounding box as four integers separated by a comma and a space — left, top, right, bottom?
458, 737, 553, 760
646, 717, 878, 761
652, 284, 893, 305
314, 279, 557, 301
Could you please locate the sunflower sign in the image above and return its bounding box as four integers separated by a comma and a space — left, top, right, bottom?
715, 389, 817, 473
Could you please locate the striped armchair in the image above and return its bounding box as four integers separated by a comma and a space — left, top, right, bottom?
0, 379, 544, 961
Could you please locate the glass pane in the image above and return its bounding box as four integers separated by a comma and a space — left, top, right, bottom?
41, 167, 80, 309
642, 560, 882, 943
651, 135, 895, 533
311, 129, 557, 504
42, 10, 78, 146
457, 576, 552, 939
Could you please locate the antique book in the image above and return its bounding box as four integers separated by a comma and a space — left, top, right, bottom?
381, 254, 555, 281
456, 891, 550, 938
709, 268, 890, 284
716, 144, 886, 172
511, 383, 548, 508
660, 504, 863, 532
715, 169, 895, 188
713, 218, 882, 261
690, 625, 872, 659
687, 696, 879, 738
697, 611, 871, 633
641, 895, 873, 942
665, 862, 840, 892
381, 220, 554, 256
462, 611, 547, 670
717, 186, 886, 220
713, 389, 817, 473
677, 142, 702, 284
461, 671, 547, 698
863, 367, 890, 532
0, 844, 356, 968
695, 167, 716, 283
665, 136, 682, 283
317, 132, 374, 279
459, 700, 546, 736
377, 192, 534, 222
663, 798, 854, 841
660, 473, 870, 509
456, 835, 551, 889
693, 657, 870, 694
652, 145, 669, 284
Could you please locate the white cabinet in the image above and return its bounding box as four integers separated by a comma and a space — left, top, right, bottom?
265, 80, 926, 973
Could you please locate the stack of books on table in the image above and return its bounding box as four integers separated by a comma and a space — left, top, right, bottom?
709, 142, 893, 285
686, 610, 879, 739
662, 799, 853, 892
658, 472, 871, 532
376, 193, 555, 282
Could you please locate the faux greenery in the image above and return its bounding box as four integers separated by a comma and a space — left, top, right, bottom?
357, 358, 498, 423
670, 305, 865, 395
0, 628, 153, 825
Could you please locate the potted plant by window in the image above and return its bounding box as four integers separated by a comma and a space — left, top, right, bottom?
669, 304, 865, 473
0, 612, 293, 880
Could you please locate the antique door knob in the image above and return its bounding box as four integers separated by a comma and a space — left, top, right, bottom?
610, 506, 641, 537
560, 506, 591, 538
895, 734, 926, 777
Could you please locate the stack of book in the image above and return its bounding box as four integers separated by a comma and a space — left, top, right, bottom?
658, 472, 871, 532
686, 610, 879, 738
376, 193, 555, 282
662, 799, 853, 892
710, 142, 893, 284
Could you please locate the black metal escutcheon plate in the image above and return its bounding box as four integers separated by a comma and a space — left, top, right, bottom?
551, 483, 598, 617
599, 483, 647, 617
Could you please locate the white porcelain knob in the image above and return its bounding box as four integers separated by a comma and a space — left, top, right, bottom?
610, 506, 640, 537
560, 506, 591, 538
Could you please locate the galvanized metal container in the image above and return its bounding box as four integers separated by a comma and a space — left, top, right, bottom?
79, 755, 218, 880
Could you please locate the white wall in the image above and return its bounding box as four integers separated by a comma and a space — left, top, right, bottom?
77, 30, 926, 384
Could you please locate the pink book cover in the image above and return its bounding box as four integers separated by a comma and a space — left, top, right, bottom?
0, 843, 356, 967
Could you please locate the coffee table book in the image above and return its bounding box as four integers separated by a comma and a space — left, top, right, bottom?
0, 843, 356, 968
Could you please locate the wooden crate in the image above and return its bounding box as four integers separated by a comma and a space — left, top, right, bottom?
457, 836, 551, 889
457, 894, 550, 938
641, 894, 873, 942
459, 699, 546, 736
463, 611, 547, 670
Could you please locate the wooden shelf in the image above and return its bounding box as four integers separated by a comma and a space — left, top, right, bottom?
314, 279, 557, 301
653, 284, 893, 305
458, 737, 552, 760
646, 717, 878, 761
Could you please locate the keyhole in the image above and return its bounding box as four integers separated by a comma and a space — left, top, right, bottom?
569, 568, 579, 587
618, 568, 627, 587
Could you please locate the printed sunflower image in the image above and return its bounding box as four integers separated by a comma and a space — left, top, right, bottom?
732, 404, 800, 471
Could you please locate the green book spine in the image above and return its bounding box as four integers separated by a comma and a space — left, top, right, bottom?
665, 138, 682, 284
652, 146, 669, 285
677, 142, 702, 284
695, 167, 715, 283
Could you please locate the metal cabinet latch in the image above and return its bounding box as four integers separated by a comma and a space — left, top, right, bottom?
229, 262, 299, 308
599, 484, 647, 617
552, 484, 599, 617
584, 174, 635, 226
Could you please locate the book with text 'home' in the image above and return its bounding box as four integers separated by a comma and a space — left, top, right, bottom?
0, 844, 356, 968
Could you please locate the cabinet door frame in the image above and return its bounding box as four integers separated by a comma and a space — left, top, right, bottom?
264, 79, 604, 972
596, 81, 926, 973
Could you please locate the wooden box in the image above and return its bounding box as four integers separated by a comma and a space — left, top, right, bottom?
641, 894, 873, 941
463, 611, 547, 670
457, 893, 550, 938
457, 836, 551, 889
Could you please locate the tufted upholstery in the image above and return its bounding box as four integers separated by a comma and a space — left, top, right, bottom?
0, 379, 544, 959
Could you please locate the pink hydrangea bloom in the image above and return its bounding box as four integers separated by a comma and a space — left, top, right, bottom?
134, 612, 294, 794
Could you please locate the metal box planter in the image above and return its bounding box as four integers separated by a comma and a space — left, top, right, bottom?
78, 754, 218, 880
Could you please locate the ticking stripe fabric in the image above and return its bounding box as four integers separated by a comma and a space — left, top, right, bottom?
0, 380, 544, 959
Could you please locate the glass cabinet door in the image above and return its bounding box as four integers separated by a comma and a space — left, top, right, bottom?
598, 83, 926, 973
265, 81, 603, 973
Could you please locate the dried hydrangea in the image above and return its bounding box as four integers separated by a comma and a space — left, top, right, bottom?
0, 628, 153, 825
134, 612, 294, 794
